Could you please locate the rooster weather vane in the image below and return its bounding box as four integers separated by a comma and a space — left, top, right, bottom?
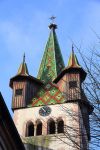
49, 16, 56, 24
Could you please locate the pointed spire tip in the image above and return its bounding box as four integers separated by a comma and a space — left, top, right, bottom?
72, 44, 74, 53
23, 53, 25, 63
17, 53, 29, 76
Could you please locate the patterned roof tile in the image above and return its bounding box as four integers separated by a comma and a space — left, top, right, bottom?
29, 82, 65, 107
37, 24, 65, 83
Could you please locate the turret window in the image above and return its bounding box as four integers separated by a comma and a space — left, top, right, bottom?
69, 81, 77, 88
15, 89, 23, 96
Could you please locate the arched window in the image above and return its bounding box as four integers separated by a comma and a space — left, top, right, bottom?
26, 122, 34, 137
57, 119, 64, 133
36, 120, 42, 136
47, 119, 55, 134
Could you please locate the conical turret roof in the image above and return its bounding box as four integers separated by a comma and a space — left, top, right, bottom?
37, 23, 65, 83
10, 54, 42, 88
54, 46, 87, 83
67, 45, 81, 68
17, 53, 29, 76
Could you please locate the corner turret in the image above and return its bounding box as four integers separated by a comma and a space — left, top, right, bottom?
54, 46, 93, 141
54, 45, 87, 83
10, 54, 42, 110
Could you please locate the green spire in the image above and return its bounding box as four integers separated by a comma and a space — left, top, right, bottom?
67, 45, 81, 68
37, 23, 65, 83
17, 53, 29, 76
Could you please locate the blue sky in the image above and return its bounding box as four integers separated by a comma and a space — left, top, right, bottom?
0, 0, 100, 114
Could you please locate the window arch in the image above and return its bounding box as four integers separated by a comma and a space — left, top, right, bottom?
47, 119, 55, 134
36, 120, 42, 136
57, 119, 64, 133
26, 121, 34, 137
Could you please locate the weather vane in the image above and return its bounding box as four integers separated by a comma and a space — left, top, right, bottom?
49, 16, 56, 24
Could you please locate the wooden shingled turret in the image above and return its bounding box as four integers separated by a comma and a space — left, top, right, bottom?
54, 46, 93, 141
10, 54, 42, 110
54, 45, 86, 100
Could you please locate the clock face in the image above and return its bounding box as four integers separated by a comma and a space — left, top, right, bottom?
39, 106, 51, 116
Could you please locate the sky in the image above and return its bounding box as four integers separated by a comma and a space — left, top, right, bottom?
0, 0, 100, 114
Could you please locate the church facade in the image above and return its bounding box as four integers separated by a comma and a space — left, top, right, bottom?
10, 23, 93, 150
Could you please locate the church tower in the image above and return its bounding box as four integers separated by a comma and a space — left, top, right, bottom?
10, 54, 42, 109
10, 22, 93, 150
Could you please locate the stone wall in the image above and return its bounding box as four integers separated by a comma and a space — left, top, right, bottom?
13, 103, 88, 150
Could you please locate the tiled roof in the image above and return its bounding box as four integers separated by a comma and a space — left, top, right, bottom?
37, 23, 65, 83
29, 82, 65, 107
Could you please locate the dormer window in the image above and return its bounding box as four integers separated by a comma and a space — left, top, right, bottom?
15, 89, 23, 96
69, 81, 77, 88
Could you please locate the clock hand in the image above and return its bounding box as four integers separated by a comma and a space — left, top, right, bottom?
42, 108, 46, 112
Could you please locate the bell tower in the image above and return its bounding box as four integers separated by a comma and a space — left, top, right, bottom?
10, 22, 93, 150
